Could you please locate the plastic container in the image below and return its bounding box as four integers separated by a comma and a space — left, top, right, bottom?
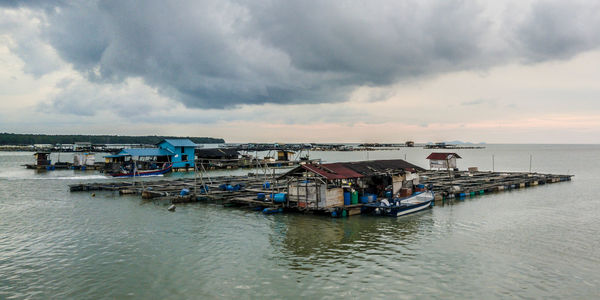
180, 188, 190, 196
257, 193, 266, 200
360, 195, 369, 204
343, 192, 351, 206
273, 193, 287, 203
351, 191, 358, 205
263, 182, 270, 189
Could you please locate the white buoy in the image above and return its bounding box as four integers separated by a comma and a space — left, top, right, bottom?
168, 204, 176, 212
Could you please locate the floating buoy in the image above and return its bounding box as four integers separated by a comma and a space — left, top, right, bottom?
91, 193, 95, 197
262, 207, 283, 214
168, 204, 176, 212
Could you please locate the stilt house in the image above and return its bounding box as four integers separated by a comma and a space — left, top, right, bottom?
279, 159, 425, 210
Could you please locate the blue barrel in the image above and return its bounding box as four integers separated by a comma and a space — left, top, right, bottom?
273, 193, 287, 203
262, 207, 283, 214
263, 182, 270, 189
385, 191, 392, 199
360, 195, 369, 204
257, 193, 266, 200
180, 188, 190, 196
343, 192, 351, 206
417, 184, 425, 189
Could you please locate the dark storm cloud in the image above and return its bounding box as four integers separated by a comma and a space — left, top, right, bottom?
5, 0, 600, 109
516, 1, 600, 62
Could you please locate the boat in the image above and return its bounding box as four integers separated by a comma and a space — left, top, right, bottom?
108, 163, 173, 178
363, 191, 434, 217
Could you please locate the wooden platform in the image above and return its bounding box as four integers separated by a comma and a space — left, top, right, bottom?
69, 170, 573, 215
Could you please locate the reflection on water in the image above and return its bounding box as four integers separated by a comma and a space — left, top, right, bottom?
279, 214, 432, 258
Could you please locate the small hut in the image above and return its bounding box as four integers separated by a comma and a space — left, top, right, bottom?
34, 152, 51, 167
277, 150, 295, 161
426, 152, 462, 170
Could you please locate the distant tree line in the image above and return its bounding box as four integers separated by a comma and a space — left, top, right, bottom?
0, 133, 225, 145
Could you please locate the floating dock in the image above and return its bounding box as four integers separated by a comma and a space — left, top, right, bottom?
69, 169, 573, 216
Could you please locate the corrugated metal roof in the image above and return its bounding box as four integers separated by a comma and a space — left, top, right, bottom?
426, 152, 462, 160
285, 159, 426, 180
113, 148, 172, 157
158, 139, 197, 147
340, 160, 426, 174
196, 148, 239, 158
301, 163, 364, 180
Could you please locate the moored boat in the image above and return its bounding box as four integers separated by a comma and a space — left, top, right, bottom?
108, 163, 173, 178
363, 190, 434, 217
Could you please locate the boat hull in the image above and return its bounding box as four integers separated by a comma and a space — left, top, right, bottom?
363, 191, 434, 217
389, 200, 432, 217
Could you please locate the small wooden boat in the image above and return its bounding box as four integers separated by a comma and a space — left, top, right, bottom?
363, 191, 434, 217
108, 163, 173, 178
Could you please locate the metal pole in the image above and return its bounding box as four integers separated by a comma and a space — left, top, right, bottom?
529, 154, 532, 173
194, 160, 198, 195
492, 155, 495, 172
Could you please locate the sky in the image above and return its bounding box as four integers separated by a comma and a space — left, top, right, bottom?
1, 0, 600, 143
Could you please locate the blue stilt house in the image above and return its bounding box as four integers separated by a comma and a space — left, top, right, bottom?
157, 139, 197, 169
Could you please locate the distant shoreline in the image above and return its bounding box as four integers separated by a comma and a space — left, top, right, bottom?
0, 133, 225, 146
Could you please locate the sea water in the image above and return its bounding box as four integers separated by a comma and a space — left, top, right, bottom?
0, 145, 599, 299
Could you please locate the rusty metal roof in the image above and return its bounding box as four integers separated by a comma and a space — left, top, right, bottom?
301, 163, 364, 180
282, 159, 426, 180
426, 152, 462, 160
340, 160, 425, 174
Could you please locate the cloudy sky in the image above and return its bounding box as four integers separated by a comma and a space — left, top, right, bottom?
1, 0, 599, 143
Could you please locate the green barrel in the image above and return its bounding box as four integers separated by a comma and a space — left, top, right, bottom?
351, 191, 358, 205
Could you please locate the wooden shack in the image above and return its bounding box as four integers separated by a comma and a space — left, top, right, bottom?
279, 159, 425, 211
195, 148, 241, 168
277, 150, 295, 161
426, 152, 461, 170
34, 152, 51, 167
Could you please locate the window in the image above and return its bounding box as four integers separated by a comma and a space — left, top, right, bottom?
182, 154, 188, 161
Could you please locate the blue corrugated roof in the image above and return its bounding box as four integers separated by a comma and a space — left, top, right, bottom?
109, 148, 172, 157
159, 139, 197, 147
